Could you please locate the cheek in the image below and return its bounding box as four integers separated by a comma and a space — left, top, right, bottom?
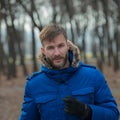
62, 48, 69, 55
44, 51, 53, 58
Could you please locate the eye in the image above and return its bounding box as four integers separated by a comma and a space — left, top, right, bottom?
58, 43, 65, 48
47, 46, 54, 50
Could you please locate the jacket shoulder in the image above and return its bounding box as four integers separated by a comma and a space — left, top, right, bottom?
81, 63, 96, 69
26, 71, 43, 81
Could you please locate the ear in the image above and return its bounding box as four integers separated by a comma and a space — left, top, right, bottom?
41, 47, 45, 54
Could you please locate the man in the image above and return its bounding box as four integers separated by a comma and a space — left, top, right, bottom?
19, 24, 119, 120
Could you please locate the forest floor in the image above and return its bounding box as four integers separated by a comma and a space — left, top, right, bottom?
0, 63, 120, 120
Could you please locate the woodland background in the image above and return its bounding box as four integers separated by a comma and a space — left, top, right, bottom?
0, 0, 120, 120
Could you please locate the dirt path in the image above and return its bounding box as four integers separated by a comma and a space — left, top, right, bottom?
0, 75, 25, 120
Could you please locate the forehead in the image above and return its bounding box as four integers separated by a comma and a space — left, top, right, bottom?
42, 34, 67, 47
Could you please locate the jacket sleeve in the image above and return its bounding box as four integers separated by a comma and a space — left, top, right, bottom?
89, 70, 119, 120
19, 80, 40, 120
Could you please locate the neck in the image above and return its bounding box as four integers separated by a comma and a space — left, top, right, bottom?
63, 59, 70, 69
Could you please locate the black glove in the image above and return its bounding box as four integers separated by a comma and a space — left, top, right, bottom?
63, 96, 92, 120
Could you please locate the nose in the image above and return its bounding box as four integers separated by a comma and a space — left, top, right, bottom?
54, 47, 60, 56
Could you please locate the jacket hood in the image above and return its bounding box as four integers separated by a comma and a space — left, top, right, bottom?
40, 51, 81, 83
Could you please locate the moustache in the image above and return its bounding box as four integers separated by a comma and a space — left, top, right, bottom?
52, 56, 64, 60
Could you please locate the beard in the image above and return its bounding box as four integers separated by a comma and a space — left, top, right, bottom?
45, 53, 68, 70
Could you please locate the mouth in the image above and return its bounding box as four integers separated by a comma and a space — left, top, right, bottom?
53, 57, 63, 63
54, 58, 62, 62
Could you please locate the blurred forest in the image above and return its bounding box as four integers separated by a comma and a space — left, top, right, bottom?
0, 0, 120, 120
0, 0, 120, 79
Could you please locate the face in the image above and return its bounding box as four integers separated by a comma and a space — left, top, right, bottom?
41, 34, 69, 69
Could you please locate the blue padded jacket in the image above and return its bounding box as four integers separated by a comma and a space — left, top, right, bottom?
19, 62, 119, 120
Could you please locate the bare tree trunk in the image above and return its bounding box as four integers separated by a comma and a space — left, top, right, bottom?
31, 1, 37, 71
113, 0, 120, 71
70, 20, 75, 43
0, 42, 6, 75
101, 0, 113, 66
82, 26, 87, 63
6, 26, 17, 79
0, 44, 1, 79
0, 42, 4, 74
96, 26, 105, 63
2, 1, 16, 79
63, 0, 75, 42
113, 27, 119, 71
31, 24, 37, 71
16, 31, 28, 75
50, 0, 57, 23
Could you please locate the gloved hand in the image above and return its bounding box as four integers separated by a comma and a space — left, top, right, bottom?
63, 96, 92, 120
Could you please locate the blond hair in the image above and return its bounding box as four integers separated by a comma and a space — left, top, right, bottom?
40, 24, 67, 45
